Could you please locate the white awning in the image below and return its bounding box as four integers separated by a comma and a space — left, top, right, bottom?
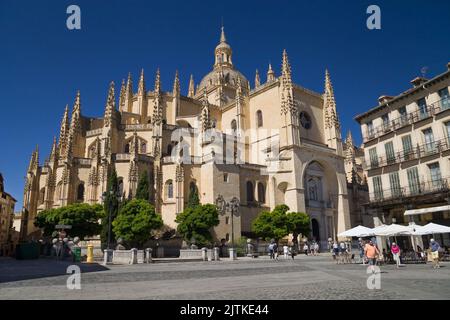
404, 205, 450, 216
337, 225, 374, 238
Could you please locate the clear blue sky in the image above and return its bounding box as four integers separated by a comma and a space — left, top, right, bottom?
1, 0, 449, 208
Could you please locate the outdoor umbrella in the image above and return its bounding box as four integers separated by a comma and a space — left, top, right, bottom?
337, 225, 374, 238
373, 224, 411, 236
412, 223, 450, 236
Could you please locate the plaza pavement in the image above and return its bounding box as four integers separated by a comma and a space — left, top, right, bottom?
0, 255, 449, 300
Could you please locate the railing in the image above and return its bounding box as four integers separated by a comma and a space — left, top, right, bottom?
363, 96, 450, 142
122, 123, 152, 131
86, 128, 103, 137
76, 158, 92, 166
369, 176, 450, 203
365, 137, 450, 170
115, 153, 131, 161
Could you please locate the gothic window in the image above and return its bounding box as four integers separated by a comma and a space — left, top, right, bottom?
55, 181, 63, 201
211, 118, 217, 128
246, 181, 254, 202
125, 143, 130, 153
257, 182, 266, 203
77, 183, 84, 202
39, 188, 45, 205
256, 110, 263, 128
231, 119, 237, 132
167, 144, 173, 157
299, 111, 312, 129
141, 143, 147, 154
166, 180, 174, 199
308, 178, 318, 201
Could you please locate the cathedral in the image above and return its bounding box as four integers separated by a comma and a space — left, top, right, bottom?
22, 27, 367, 248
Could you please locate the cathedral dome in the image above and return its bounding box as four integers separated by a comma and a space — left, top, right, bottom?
199, 68, 248, 90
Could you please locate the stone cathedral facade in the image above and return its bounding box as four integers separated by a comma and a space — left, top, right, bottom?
22, 28, 366, 247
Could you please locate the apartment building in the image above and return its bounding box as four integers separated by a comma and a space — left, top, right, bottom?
355, 63, 450, 247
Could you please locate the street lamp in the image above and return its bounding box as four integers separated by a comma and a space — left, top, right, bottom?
215, 195, 240, 257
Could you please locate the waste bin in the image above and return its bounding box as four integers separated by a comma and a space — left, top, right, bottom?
73, 247, 81, 262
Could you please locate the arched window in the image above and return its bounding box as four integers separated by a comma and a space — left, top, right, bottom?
211, 118, 217, 128
166, 180, 174, 199
77, 183, 84, 201
257, 182, 265, 203
55, 181, 63, 201
124, 143, 130, 153
167, 144, 173, 157
246, 181, 254, 202
39, 188, 45, 205
141, 143, 146, 154
231, 119, 237, 132
118, 179, 124, 198
256, 110, 263, 128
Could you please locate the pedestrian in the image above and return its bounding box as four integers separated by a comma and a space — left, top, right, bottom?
283, 244, 289, 259
364, 240, 380, 273
273, 242, 279, 260
332, 241, 339, 263
391, 242, 401, 268
303, 243, 309, 255
339, 241, 346, 264
314, 242, 320, 255
268, 242, 274, 260
358, 238, 365, 264
290, 245, 296, 260
430, 239, 441, 269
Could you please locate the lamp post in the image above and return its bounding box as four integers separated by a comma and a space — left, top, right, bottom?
215, 195, 240, 259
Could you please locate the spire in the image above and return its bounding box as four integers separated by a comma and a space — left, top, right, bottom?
58, 105, 70, 156
201, 87, 211, 131
345, 130, 353, 146
324, 69, 340, 130
255, 69, 260, 88
124, 72, 133, 112
152, 68, 163, 125
281, 49, 292, 89
27, 146, 39, 173
119, 78, 126, 109
236, 77, 244, 113
131, 131, 139, 156
188, 74, 195, 98
220, 26, 226, 43
267, 63, 275, 82
138, 69, 146, 96
72, 90, 81, 114
173, 70, 180, 95
154, 68, 161, 94
104, 81, 115, 127
70, 91, 81, 133
49, 136, 58, 161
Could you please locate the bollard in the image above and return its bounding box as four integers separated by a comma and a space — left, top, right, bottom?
103, 249, 113, 265
201, 247, 207, 261
207, 249, 213, 261
145, 248, 153, 263
214, 247, 220, 261
229, 247, 236, 260
131, 248, 138, 264
86, 244, 94, 263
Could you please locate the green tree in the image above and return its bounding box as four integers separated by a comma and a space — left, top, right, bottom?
286, 211, 310, 249
175, 204, 219, 247
112, 199, 163, 248
187, 184, 200, 209
101, 167, 120, 249
34, 203, 104, 240
135, 170, 150, 201
251, 205, 290, 241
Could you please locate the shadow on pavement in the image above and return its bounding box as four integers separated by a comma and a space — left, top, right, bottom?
0, 258, 109, 284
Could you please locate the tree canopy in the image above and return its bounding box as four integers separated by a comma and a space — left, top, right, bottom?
175, 203, 219, 246
112, 199, 163, 248
251, 205, 310, 242
34, 203, 104, 240
135, 170, 150, 201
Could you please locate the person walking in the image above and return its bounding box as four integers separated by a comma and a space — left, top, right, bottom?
358, 238, 365, 264
283, 245, 289, 259
268, 242, 274, 260
314, 242, 320, 256
364, 240, 380, 273
430, 239, 441, 269
303, 243, 309, 255
339, 241, 347, 264
290, 245, 296, 260
273, 242, 278, 260
391, 242, 401, 268
332, 241, 339, 263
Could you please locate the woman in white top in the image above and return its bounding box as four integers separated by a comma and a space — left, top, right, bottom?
283, 245, 289, 259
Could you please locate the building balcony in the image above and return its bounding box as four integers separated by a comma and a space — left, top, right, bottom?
362, 96, 450, 143
368, 176, 450, 205
365, 137, 450, 170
